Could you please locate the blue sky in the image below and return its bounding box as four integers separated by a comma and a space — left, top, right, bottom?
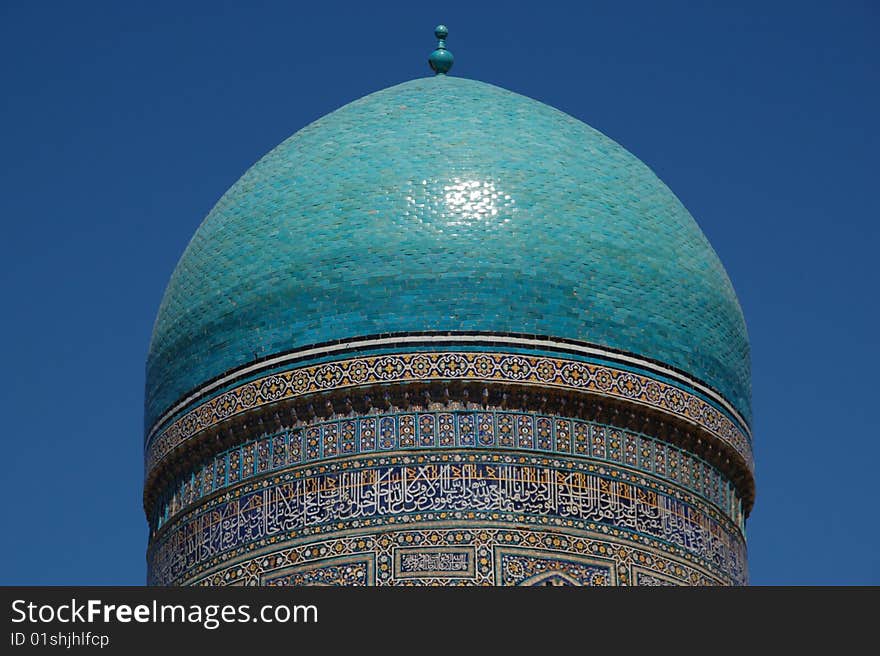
1, 0, 876, 585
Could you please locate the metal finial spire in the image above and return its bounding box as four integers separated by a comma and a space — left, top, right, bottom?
428, 24, 454, 75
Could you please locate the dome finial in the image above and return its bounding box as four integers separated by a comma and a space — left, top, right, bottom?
429, 24, 454, 75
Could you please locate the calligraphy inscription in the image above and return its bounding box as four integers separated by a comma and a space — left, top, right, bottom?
151, 411, 744, 533
396, 547, 474, 578
401, 553, 467, 572
148, 460, 745, 586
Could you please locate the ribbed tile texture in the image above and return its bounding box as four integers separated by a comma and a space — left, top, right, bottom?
146, 76, 750, 429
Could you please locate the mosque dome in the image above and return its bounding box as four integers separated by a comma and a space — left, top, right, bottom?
146, 74, 750, 433
144, 28, 753, 587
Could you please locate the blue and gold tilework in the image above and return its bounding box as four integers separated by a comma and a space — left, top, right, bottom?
148, 450, 747, 586
145, 348, 752, 478
149, 410, 745, 536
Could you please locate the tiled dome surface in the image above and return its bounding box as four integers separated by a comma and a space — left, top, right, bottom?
146, 76, 750, 430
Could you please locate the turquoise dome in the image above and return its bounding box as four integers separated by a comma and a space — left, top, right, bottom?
146, 76, 750, 431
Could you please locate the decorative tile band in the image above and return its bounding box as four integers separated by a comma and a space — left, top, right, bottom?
189, 527, 732, 586
145, 351, 753, 476
497, 548, 612, 586
264, 554, 374, 586
147, 452, 746, 585
149, 333, 750, 439
151, 411, 744, 533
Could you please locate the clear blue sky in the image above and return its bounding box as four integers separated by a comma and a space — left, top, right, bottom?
1, 0, 876, 585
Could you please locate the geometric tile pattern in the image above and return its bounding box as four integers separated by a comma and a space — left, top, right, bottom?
188, 526, 734, 586
145, 350, 752, 476
633, 568, 681, 586
496, 548, 613, 585
263, 554, 374, 586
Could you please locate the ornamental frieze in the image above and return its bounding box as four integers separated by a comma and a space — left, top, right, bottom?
146, 351, 752, 476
